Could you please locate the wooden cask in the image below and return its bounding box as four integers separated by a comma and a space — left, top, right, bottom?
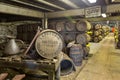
56, 21, 65, 32
35, 29, 64, 59
65, 21, 75, 31
76, 20, 91, 32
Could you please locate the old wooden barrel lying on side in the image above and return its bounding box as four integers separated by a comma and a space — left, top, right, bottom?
93, 37, 99, 43
35, 29, 64, 59
94, 31, 100, 36
76, 33, 90, 45
60, 52, 76, 76
65, 21, 75, 31
55, 21, 65, 32
76, 20, 91, 32
98, 35, 103, 41
69, 44, 83, 66
65, 33, 76, 44
48, 21, 56, 30
93, 24, 101, 30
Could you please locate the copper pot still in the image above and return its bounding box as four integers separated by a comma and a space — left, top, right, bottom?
4, 36, 24, 55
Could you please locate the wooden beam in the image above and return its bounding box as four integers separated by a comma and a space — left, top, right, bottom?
82, 16, 120, 22
47, 9, 84, 18
0, 3, 44, 18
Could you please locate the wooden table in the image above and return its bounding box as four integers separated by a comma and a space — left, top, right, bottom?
0, 57, 60, 80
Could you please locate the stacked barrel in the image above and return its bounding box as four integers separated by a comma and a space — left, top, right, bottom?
75, 20, 91, 60
48, 20, 91, 66
114, 25, 120, 48
91, 24, 110, 42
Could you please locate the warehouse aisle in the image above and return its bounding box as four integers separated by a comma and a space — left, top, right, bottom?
76, 33, 120, 80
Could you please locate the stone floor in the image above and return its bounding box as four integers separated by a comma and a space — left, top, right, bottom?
61, 33, 120, 80
75, 33, 120, 80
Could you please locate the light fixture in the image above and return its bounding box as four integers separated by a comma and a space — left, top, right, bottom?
112, 0, 115, 2
102, 13, 107, 18
88, 0, 97, 3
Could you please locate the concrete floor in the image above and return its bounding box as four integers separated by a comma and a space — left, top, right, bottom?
75, 33, 120, 80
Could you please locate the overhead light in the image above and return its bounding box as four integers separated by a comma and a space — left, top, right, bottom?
112, 0, 115, 2
88, 0, 97, 3
59, 0, 79, 8
102, 13, 107, 18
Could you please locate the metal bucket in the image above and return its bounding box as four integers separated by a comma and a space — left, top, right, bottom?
69, 44, 83, 66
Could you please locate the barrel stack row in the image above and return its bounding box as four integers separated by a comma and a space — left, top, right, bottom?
114, 26, 120, 48
48, 20, 91, 66
90, 24, 110, 43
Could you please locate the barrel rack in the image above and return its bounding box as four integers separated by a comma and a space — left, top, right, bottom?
0, 56, 60, 80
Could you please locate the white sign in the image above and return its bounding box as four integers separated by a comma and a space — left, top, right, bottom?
85, 6, 101, 18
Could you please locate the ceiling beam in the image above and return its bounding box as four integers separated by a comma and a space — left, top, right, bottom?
11, 0, 54, 12
36, 0, 66, 10
59, 0, 79, 9
47, 9, 84, 18
0, 3, 44, 18
106, 4, 120, 13
82, 16, 120, 22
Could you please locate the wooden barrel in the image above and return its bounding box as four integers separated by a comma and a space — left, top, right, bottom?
35, 29, 64, 59
69, 44, 83, 66
93, 37, 99, 42
60, 52, 76, 76
76, 33, 87, 45
65, 33, 75, 43
94, 31, 99, 36
118, 34, 120, 41
65, 21, 75, 31
48, 21, 56, 30
76, 20, 91, 32
102, 26, 107, 32
94, 24, 101, 30
98, 35, 103, 41
83, 46, 90, 58
85, 34, 91, 42
117, 41, 120, 48
56, 21, 65, 32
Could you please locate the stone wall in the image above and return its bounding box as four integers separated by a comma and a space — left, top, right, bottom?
0, 21, 41, 43
0, 23, 17, 43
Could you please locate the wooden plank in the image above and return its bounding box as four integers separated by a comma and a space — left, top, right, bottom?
0, 3, 44, 18
0, 73, 8, 80
12, 74, 25, 80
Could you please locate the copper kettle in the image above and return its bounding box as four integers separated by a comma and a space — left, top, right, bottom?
4, 36, 24, 55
